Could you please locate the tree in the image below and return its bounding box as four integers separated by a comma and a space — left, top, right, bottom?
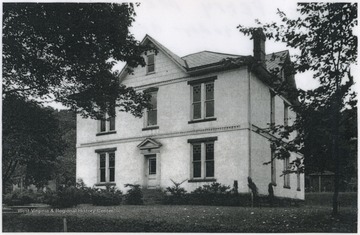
2, 95, 65, 191
238, 3, 357, 215
3, 3, 150, 119
53, 110, 77, 187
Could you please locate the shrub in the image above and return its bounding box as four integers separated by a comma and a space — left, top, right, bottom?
124, 184, 143, 205
43, 186, 82, 208
3, 189, 38, 206
192, 182, 231, 194
91, 186, 122, 206
75, 179, 92, 204
164, 179, 187, 205
189, 182, 243, 206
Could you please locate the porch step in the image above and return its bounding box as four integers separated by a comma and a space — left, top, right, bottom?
142, 188, 165, 205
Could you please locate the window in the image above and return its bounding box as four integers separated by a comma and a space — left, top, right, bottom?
270, 91, 275, 126
284, 102, 289, 126
188, 137, 217, 181
284, 157, 290, 188
143, 88, 159, 130
297, 172, 301, 191
205, 83, 215, 118
98, 113, 115, 135
188, 77, 217, 123
95, 148, 117, 184
191, 82, 215, 119
147, 91, 157, 126
147, 54, 155, 73
149, 157, 157, 175
205, 142, 215, 177
271, 147, 276, 184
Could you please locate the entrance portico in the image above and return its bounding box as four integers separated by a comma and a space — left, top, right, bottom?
137, 138, 162, 189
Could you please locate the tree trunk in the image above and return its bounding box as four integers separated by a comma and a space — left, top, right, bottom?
332, 121, 340, 215
332, 80, 341, 216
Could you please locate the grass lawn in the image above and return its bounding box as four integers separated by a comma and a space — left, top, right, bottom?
3, 204, 357, 232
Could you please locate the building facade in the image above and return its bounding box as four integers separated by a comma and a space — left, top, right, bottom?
76, 32, 304, 200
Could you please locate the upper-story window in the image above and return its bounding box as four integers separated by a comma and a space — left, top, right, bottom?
147, 54, 155, 74
284, 102, 289, 126
188, 77, 217, 124
143, 88, 159, 131
97, 112, 116, 136
270, 90, 275, 126
147, 91, 157, 126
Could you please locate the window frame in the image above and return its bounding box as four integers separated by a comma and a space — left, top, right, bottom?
188, 77, 217, 124
146, 54, 155, 74
271, 147, 276, 185
284, 102, 289, 126
283, 157, 290, 188
270, 90, 275, 126
146, 91, 158, 127
148, 157, 157, 175
97, 113, 116, 136
191, 84, 202, 120
95, 148, 117, 185
297, 172, 301, 191
204, 82, 215, 118
143, 88, 159, 131
188, 137, 217, 182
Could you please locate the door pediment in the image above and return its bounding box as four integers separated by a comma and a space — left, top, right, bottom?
137, 138, 162, 150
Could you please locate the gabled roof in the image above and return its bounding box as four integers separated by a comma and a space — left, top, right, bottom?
265, 50, 290, 72
181, 51, 242, 69
122, 35, 293, 81
142, 34, 187, 70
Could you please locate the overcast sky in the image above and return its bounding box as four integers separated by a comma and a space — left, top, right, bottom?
126, 0, 319, 90
48, 0, 321, 109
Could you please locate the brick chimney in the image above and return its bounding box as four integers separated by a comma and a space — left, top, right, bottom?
253, 28, 266, 68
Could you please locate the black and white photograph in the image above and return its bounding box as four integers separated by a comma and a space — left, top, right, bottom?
2, 0, 357, 232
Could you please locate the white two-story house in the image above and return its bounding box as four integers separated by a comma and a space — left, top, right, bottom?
76, 30, 304, 200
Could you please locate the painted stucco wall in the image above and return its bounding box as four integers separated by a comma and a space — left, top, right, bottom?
77, 67, 250, 146
76, 50, 252, 192
249, 72, 304, 199
250, 132, 304, 200
121, 50, 188, 88
250, 73, 270, 128
76, 49, 304, 199
77, 130, 250, 192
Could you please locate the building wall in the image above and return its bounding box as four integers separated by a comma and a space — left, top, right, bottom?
121, 50, 188, 88
77, 67, 250, 146
76, 49, 304, 199
250, 73, 270, 128
77, 130, 250, 192
77, 51, 252, 192
249, 72, 304, 200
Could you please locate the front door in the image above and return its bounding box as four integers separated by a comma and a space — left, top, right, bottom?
147, 155, 158, 188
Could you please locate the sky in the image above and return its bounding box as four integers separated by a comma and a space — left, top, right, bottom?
126, 0, 319, 90
46, 0, 322, 109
